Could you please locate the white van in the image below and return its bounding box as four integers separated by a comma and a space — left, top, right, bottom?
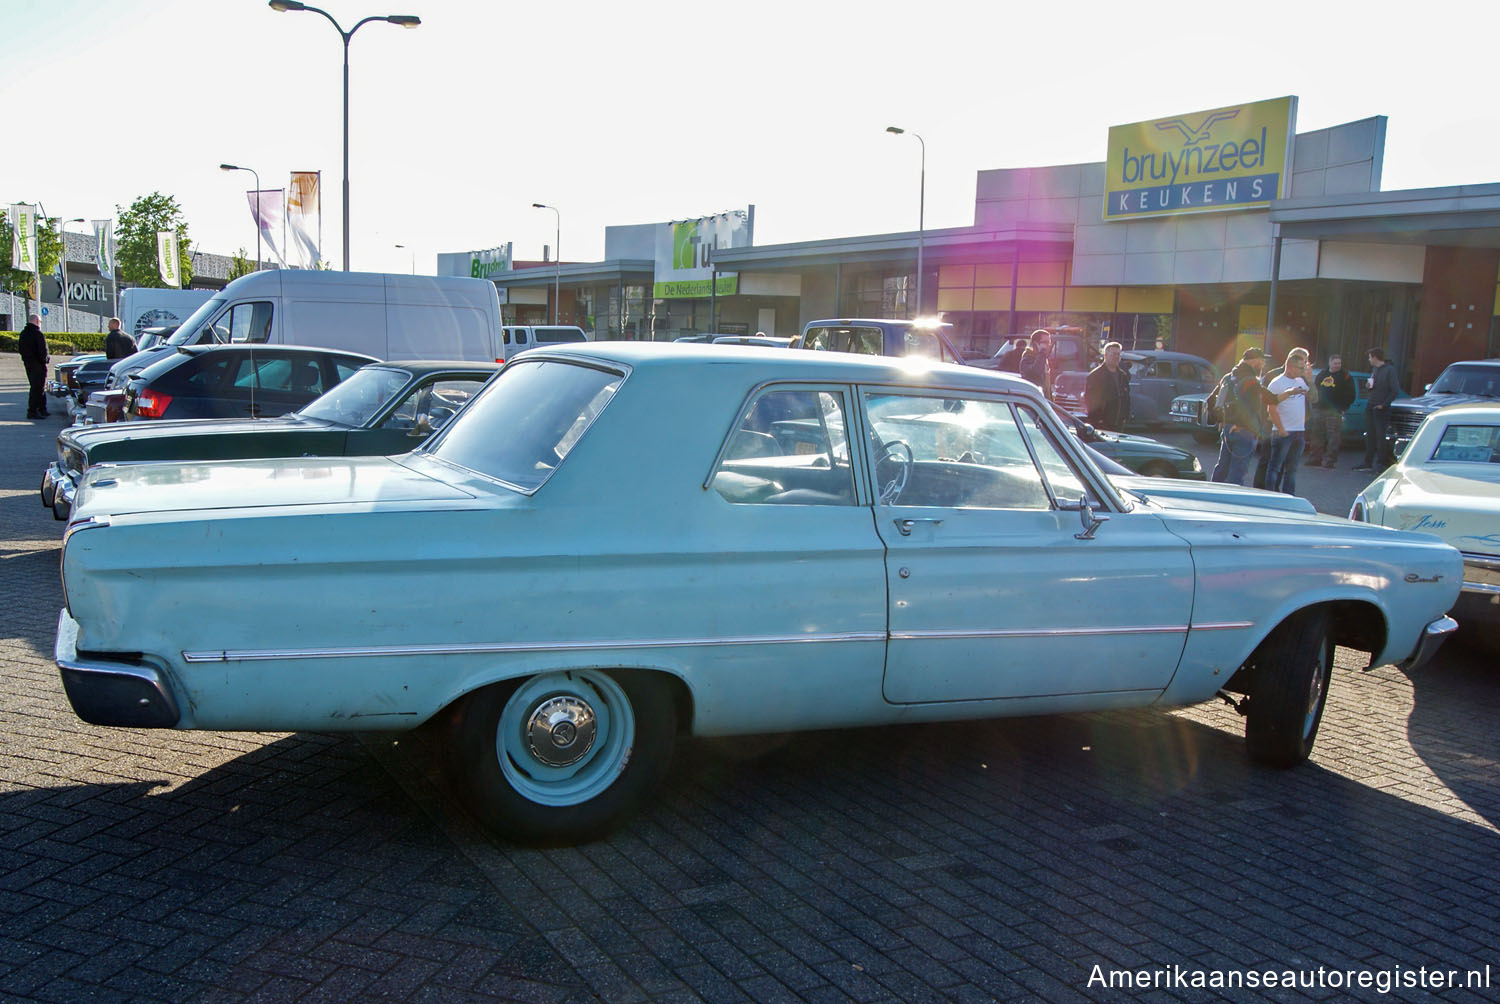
109, 270, 504, 385
118, 288, 215, 339
497, 325, 589, 361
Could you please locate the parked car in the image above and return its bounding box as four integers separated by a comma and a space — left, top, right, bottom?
1051, 405, 1204, 479
1350, 402, 1500, 630
58, 354, 117, 417
1170, 369, 1407, 445
42, 360, 497, 521
56, 343, 1460, 844
712, 335, 794, 347
48, 353, 106, 400
114, 344, 377, 423
1055, 350, 1218, 426
1387, 359, 1500, 454
796, 318, 966, 364
498, 324, 589, 361
970, 327, 1095, 378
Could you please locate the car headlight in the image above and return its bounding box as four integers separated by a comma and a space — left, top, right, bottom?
1189, 455, 1202, 473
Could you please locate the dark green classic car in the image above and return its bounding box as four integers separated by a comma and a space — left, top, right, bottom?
1052, 405, 1205, 479
42, 360, 498, 520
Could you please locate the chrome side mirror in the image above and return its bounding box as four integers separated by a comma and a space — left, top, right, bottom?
1058, 495, 1109, 540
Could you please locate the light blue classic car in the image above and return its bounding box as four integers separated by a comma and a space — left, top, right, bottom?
56, 344, 1462, 844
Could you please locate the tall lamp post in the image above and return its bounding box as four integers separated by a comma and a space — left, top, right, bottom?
219, 163, 261, 271
886, 126, 925, 319
532, 202, 560, 324
268, 1, 420, 272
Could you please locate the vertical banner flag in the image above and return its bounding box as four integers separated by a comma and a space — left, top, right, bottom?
287, 172, 321, 269
92, 220, 115, 279
157, 231, 181, 287
247, 189, 288, 266
9, 204, 38, 272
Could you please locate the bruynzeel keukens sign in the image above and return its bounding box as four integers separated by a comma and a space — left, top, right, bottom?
653, 210, 752, 298
1103, 96, 1297, 220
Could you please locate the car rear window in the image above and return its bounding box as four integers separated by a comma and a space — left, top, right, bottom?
1428, 424, 1500, 464
802, 326, 883, 355
535, 328, 587, 344
427, 359, 622, 492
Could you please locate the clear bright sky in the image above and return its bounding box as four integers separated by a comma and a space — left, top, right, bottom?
5, 0, 1497, 275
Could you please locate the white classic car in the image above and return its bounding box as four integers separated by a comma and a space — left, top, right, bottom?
1351, 401, 1500, 627
57, 344, 1462, 844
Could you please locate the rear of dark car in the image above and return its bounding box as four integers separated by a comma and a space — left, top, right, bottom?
126, 346, 377, 421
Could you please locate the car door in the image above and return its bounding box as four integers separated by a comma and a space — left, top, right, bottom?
863, 387, 1195, 703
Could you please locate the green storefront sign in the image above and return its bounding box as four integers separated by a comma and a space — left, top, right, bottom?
653, 275, 739, 299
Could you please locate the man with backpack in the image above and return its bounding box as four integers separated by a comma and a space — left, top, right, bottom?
1210, 348, 1276, 485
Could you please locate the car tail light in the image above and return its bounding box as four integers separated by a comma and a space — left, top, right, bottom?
134, 389, 173, 418
65, 370, 79, 391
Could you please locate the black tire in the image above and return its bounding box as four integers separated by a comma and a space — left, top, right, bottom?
1245, 609, 1333, 768
446, 669, 676, 845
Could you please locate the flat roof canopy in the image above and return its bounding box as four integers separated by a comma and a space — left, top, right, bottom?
1270, 183, 1500, 248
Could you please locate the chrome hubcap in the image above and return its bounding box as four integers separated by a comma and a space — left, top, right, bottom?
526, 695, 597, 767
1303, 657, 1326, 738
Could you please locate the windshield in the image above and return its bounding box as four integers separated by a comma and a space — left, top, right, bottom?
1430, 364, 1500, 397
427, 358, 622, 493
166, 295, 229, 346
297, 366, 411, 427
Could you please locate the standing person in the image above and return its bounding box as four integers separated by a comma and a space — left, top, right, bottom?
19, 314, 50, 420
1265, 349, 1311, 494
1354, 348, 1399, 472
104, 317, 136, 360
1084, 341, 1131, 430
1251, 354, 1289, 490
1308, 354, 1355, 468
1211, 347, 1273, 485
1018, 329, 1054, 401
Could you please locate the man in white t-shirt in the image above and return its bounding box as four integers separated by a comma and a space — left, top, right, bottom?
1265, 349, 1311, 494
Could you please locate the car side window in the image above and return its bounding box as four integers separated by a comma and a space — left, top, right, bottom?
862, 392, 1051, 509
711, 389, 855, 505
333, 360, 363, 384
380, 377, 486, 431
1179, 362, 1202, 383
1016, 405, 1089, 503
181, 354, 235, 390
904, 331, 939, 358
225, 301, 274, 344
1151, 360, 1173, 379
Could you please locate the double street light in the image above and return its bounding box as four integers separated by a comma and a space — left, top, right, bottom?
532, 203, 560, 324
269, 1, 420, 272
219, 163, 261, 271
886, 126, 926, 319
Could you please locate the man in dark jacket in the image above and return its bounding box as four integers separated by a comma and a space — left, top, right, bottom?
1354, 347, 1399, 471
104, 317, 136, 360
1018, 329, 1054, 401
1084, 341, 1130, 430
1211, 347, 1274, 485
19, 314, 50, 419
1306, 354, 1355, 468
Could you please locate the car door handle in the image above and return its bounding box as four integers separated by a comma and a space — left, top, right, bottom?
894, 517, 943, 536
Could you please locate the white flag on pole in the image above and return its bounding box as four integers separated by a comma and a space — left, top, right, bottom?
93, 220, 115, 279
9, 204, 38, 272
287, 172, 321, 269
157, 231, 181, 287
247, 190, 288, 267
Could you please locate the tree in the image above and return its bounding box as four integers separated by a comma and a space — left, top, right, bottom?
227, 248, 255, 281
116, 192, 192, 288
0, 209, 63, 312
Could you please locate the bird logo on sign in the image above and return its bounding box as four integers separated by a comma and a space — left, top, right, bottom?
1154, 110, 1240, 146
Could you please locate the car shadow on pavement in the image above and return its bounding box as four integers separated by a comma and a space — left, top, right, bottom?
7, 695, 1500, 1002
1404, 632, 1500, 832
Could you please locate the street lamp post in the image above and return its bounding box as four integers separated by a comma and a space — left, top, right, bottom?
219, 163, 261, 271
532, 203, 560, 324
394, 244, 414, 274
886, 126, 925, 319
269, 1, 420, 272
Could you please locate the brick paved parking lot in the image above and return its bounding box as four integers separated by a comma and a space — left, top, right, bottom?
2, 354, 1497, 1003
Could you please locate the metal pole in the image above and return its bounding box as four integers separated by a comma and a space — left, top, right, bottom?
553, 215, 560, 324
916, 133, 925, 319
342, 31, 351, 270
1264, 230, 1283, 355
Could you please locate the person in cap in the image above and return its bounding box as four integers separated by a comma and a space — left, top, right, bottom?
1210, 347, 1277, 485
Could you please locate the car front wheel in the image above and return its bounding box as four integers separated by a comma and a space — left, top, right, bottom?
447, 669, 676, 844
1245, 609, 1333, 768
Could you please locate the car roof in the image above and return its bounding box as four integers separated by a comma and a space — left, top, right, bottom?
1426, 401, 1500, 420
375, 360, 501, 375
178, 344, 378, 360
803, 318, 954, 332
1121, 350, 1214, 364
518, 341, 1038, 394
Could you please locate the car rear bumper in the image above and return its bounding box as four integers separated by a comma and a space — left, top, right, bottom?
55, 609, 181, 728
1396, 615, 1458, 673
1460, 552, 1500, 596
42, 462, 78, 519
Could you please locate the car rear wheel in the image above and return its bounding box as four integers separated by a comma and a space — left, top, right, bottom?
1245, 609, 1333, 768
447, 669, 676, 845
